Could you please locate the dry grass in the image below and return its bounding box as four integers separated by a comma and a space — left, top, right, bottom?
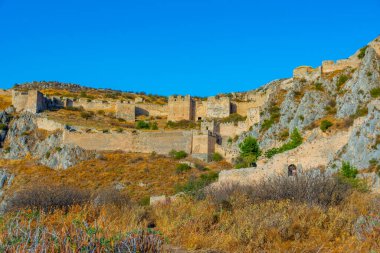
0, 152, 230, 202
44, 108, 135, 130
0, 94, 12, 110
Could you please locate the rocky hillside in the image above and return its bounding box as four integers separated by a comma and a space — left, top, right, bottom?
231, 36, 380, 176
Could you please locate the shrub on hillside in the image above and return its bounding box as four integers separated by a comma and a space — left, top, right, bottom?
80, 111, 94, 120
212, 152, 223, 162
175, 172, 218, 198
265, 128, 303, 158
176, 163, 191, 174
338, 161, 367, 191
169, 150, 187, 160
358, 45, 369, 59
7, 185, 91, 212
336, 74, 349, 89
236, 136, 261, 168
320, 120, 333, 132
370, 88, 380, 98
206, 171, 351, 208
136, 120, 150, 129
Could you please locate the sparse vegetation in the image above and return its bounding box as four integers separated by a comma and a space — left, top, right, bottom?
212, 152, 223, 162
370, 87, 380, 98
320, 120, 333, 132
219, 113, 246, 124
169, 150, 188, 160
358, 45, 369, 59
236, 136, 261, 168
176, 163, 191, 174
166, 120, 197, 129
265, 128, 302, 158
336, 74, 349, 89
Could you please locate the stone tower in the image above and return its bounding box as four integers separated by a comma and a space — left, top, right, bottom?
167, 95, 195, 121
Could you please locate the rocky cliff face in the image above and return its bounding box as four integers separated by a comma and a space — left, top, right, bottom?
1, 112, 94, 169
236, 36, 380, 173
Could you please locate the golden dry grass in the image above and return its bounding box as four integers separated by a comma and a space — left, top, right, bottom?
0, 152, 231, 201
0, 94, 11, 110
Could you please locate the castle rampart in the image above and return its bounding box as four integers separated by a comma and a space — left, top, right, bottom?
168, 95, 195, 121
206, 96, 230, 118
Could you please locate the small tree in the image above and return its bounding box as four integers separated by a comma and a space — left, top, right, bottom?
238, 136, 261, 164
340, 161, 358, 179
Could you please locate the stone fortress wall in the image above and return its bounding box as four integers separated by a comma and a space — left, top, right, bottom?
168, 95, 194, 121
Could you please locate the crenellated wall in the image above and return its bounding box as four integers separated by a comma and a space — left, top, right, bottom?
168, 95, 194, 121
321, 58, 360, 74
293, 66, 321, 80
219, 121, 248, 137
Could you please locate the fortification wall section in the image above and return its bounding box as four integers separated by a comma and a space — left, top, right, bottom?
12, 91, 29, 112
234, 102, 256, 116
191, 132, 216, 161
293, 66, 321, 80
136, 103, 168, 117
246, 107, 260, 126
206, 97, 230, 118
195, 101, 207, 120
36, 117, 65, 131
63, 130, 193, 154
322, 58, 360, 74
115, 103, 135, 121
72, 99, 116, 112
168, 95, 194, 121
0, 89, 11, 96
219, 121, 247, 137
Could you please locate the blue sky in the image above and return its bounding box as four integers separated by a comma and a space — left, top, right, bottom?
0, 0, 379, 96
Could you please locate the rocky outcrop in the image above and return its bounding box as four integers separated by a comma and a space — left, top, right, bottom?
337, 47, 380, 118
340, 100, 380, 169
2, 112, 94, 169
0, 169, 14, 213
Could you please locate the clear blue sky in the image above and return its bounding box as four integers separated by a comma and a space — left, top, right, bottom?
0, 0, 379, 96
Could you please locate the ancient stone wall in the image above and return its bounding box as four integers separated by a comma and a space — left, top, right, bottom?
36, 117, 65, 131
206, 96, 230, 118
191, 131, 216, 161
12, 90, 46, 113
63, 130, 193, 154
233, 101, 256, 116
219, 121, 247, 137
72, 99, 116, 112
168, 95, 194, 121
136, 103, 168, 117
115, 102, 135, 121
246, 107, 260, 126
322, 59, 360, 74
195, 100, 207, 121
293, 66, 321, 80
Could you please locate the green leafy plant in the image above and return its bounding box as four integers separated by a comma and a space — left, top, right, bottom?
320, 120, 333, 132
176, 163, 191, 174
136, 121, 150, 129
236, 136, 261, 168
358, 45, 368, 59
336, 75, 349, 89
169, 150, 187, 160
212, 152, 223, 162
265, 128, 303, 158
370, 88, 380, 98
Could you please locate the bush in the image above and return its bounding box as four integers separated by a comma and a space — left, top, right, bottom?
206, 171, 351, 208
340, 161, 358, 179
136, 121, 150, 129
320, 120, 333, 132
265, 128, 303, 158
93, 188, 130, 207
176, 163, 191, 174
354, 106, 368, 118
314, 82, 324, 91
212, 152, 223, 162
336, 75, 349, 89
80, 111, 94, 120
338, 161, 367, 191
175, 172, 218, 197
7, 185, 91, 212
169, 150, 187, 160
0, 123, 7, 130
151, 122, 158, 130
370, 88, 380, 98
237, 136, 261, 168
358, 45, 368, 59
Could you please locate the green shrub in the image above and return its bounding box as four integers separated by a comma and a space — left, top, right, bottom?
80, 111, 94, 120
320, 120, 333, 132
358, 45, 368, 59
370, 88, 380, 98
175, 172, 218, 196
136, 121, 150, 129
336, 75, 349, 89
212, 152, 223, 162
169, 150, 187, 160
150, 122, 158, 130
260, 104, 281, 132
340, 161, 358, 179
236, 136, 261, 168
314, 82, 324, 91
265, 128, 303, 158
176, 163, 191, 174
0, 124, 7, 131
338, 161, 367, 192
354, 106, 368, 118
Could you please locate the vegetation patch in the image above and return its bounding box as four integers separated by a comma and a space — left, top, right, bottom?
169, 150, 188, 160
370, 88, 380, 98
320, 120, 333, 132
358, 45, 369, 59
176, 163, 191, 174
235, 136, 261, 168
265, 128, 302, 158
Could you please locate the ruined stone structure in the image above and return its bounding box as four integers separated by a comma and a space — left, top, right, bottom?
321, 59, 360, 74
206, 96, 230, 118
12, 90, 47, 113
191, 130, 217, 162
168, 95, 195, 121
293, 66, 321, 80
115, 102, 136, 121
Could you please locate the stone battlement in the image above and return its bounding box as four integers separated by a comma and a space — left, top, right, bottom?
293, 66, 321, 80
321, 58, 360, 74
